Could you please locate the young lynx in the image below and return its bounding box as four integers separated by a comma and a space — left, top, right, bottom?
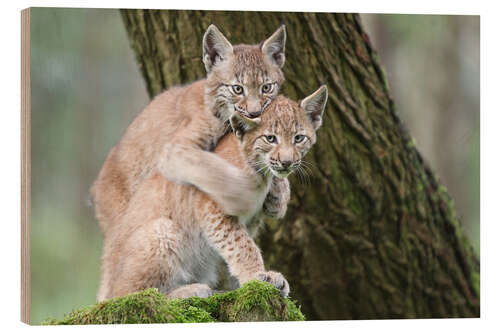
91, 25, 288, 235
97, 86, 328, 301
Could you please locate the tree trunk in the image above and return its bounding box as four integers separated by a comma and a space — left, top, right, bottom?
120, 10, 479, 319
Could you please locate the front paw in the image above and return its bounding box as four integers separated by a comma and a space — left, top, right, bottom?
263, 177, 290, 219
256, 271, 290, 297
262, 196, 288, 219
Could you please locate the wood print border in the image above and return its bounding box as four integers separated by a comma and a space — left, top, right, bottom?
21, 7, 31, 325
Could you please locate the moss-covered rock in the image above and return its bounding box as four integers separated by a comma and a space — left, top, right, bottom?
44, 281, 305, 325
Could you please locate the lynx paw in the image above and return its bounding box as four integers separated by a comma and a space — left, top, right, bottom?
263, 177, 290, 219
166, 283, 214, 299
256, 271, 290, 297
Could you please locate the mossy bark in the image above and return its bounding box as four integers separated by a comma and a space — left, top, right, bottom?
120, 10, 479, 319
46, 281, 304, 324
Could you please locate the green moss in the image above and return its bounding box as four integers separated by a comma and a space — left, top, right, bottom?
43, 281, 304, 325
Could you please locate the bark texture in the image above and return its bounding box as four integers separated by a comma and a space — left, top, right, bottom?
120, 10, 479, 320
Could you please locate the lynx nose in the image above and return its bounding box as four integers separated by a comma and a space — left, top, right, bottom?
247, 110, 262, 118
246, 98, 262, 118
280, 160, 292, 169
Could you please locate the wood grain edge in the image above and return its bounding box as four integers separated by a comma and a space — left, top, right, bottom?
21, 7, 31, 325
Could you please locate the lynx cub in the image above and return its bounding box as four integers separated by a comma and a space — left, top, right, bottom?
97, 86, 328, 301
91, 25, 288, 235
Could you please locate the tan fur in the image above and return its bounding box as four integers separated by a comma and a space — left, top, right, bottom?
91, 26, 286, 234
97, 90, 328, 301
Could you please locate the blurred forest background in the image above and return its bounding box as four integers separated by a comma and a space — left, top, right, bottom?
29, 8, 479, 324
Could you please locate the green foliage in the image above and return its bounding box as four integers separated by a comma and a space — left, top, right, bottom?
29, 7, 149, 324
43, 281, 305, 325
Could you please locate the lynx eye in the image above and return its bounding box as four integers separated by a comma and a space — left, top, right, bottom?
265, 135, 277, 144
294, 135, 306, 144
232, 85, 244, 95
261, 83, 274, 94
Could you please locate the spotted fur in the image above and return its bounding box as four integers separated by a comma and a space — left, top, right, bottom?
91, 25, 287, 236
97, 87, 328, 301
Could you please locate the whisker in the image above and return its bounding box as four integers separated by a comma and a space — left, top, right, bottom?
292, 167, 301, 185
256, 165, 269, 174
297, 165, 311, 186
293, 165, 305, 186
253, 159, 267, 164
301, 164, 313, 176
301, 160, 316, 170
299, 160, 314, 175
252, 163, 266, 171
298, 167, 307, 186
265, 167, 271, 178
250, 160, 268, 173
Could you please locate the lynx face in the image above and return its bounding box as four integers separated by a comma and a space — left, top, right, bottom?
231, 86, 328, 179
203, 25, 286, 121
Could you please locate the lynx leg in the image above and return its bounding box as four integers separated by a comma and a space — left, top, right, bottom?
97, 246, 113, 302
97, 217, 180, 301
166, 283, 214, 299
158, 143, 260, 216
262, 177, 290, 219
202, 212, 290, 297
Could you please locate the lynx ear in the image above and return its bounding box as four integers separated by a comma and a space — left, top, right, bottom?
300, 85, 328, 130
261, 25, 286, 68
203, 24, 234, 73
230, 113, 261, 140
